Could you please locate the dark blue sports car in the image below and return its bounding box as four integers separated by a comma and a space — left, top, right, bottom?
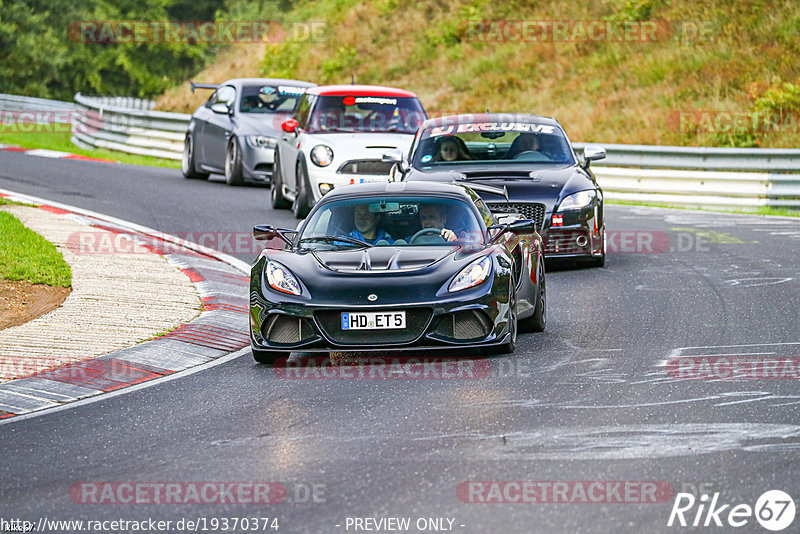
249, 181, 545, 364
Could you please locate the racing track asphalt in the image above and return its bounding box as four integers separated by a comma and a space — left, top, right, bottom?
1, 150, 800, 533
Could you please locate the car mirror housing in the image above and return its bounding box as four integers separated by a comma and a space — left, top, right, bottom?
253, 224, 278, 241
254, 225, 297, 248
507, 219, 538, 233
282, 118, 299, 133
210, 102, 230, 115
381, 150, 404, 164
582, 145, 606, 169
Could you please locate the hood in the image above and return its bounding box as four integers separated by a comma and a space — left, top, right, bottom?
232, 112, 291, 137
405, 164, 597, 211
312, 246, 458, 273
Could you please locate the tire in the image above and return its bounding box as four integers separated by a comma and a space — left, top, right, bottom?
493, 286, 517, 354
271, 151, 291, 209
588, 227, 607, 267
252, 349, 289, 365
520, 256, 546, 333
225, 137, 245, 186
588, 254, 606, 268
181, 134, 209, 180
292, 159, 312, 219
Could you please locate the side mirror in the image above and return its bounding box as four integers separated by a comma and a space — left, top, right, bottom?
384, 151, 410, 181
253, 224, 278, 241
507, 219, 538, 233
582, 145, 606, 168
281, 118, 299, 133
381, 150, 403, 164
211, 102, 230, 115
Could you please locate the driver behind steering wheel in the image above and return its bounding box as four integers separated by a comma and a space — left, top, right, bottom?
505, 133, 540, 159
412, 203, 457, 242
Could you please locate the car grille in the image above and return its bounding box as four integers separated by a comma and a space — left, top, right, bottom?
487, 203, 546, 230
544, 229, 588, 255
263, 315, 316, 345
434, 309, 492, 341
338, 160, 394, 175
314, 308, 432, 345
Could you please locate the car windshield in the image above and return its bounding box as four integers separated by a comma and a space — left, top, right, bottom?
239, 84, 306, 113
307, 95, 426, 134
412, 118, 576, 167
299, 196, 484, 248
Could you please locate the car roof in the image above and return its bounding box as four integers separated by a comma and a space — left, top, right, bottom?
306, 85, 418, 98
322, 181, 474, 201
421, 112, 560, 129
221, 78, 317, 89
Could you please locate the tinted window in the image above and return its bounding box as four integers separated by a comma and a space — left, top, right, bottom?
307, 95, 426, 134
239, 84, 306, 113
299, 196, 484, 247
474, 198, 496, 228
412, 119, 575, 166
293, 94, 314, 129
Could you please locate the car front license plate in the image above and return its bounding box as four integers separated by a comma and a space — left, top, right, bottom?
341, 311, 406, 330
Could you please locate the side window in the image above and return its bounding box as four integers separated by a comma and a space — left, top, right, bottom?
216, 86, 236, 108
473, 198, 495, 228
294, 94, 314, 129
204, 90, 219, 108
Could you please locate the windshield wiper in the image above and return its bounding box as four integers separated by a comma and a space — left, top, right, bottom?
298, 235, 373, 248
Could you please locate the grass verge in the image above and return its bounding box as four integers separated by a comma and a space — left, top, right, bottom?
607, 199, 800, 217
0, 211, 72, 287
0, 128, 180, 169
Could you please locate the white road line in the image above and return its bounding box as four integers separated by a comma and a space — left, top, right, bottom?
0, 347, 249, 426
0, 187, 251, 274
23, 149, 72, 158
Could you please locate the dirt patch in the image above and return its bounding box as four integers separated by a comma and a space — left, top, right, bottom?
0, 280, 71, 330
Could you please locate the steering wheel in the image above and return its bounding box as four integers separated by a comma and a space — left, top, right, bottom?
512, 150, 540, 160
409, 228, 446, 244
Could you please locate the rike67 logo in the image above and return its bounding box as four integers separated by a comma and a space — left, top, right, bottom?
668, 490, 795, 531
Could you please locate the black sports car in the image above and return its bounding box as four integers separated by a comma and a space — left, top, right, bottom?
391, 113, 607, 266
249, 181, 546, 364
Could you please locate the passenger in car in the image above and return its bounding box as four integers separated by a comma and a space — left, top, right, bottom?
432, 137, 473, 162
348, 204, 394, 244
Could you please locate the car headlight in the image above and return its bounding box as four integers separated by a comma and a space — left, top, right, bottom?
310, 145, 334, 167
266, 260, 301, 295
248, 135, 277, 149
449, 256, 492, 292
556, 190, 596, 212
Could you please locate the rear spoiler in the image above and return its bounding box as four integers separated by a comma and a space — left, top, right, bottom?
190, 81, 219, 93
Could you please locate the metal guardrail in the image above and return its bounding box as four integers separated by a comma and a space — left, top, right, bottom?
0, 93, 75, 113
573, 142, 800, 173
71, 93, 190, 160
76, 95, 156, 111
1, 92, 799, 207
592, 167, 800, 208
